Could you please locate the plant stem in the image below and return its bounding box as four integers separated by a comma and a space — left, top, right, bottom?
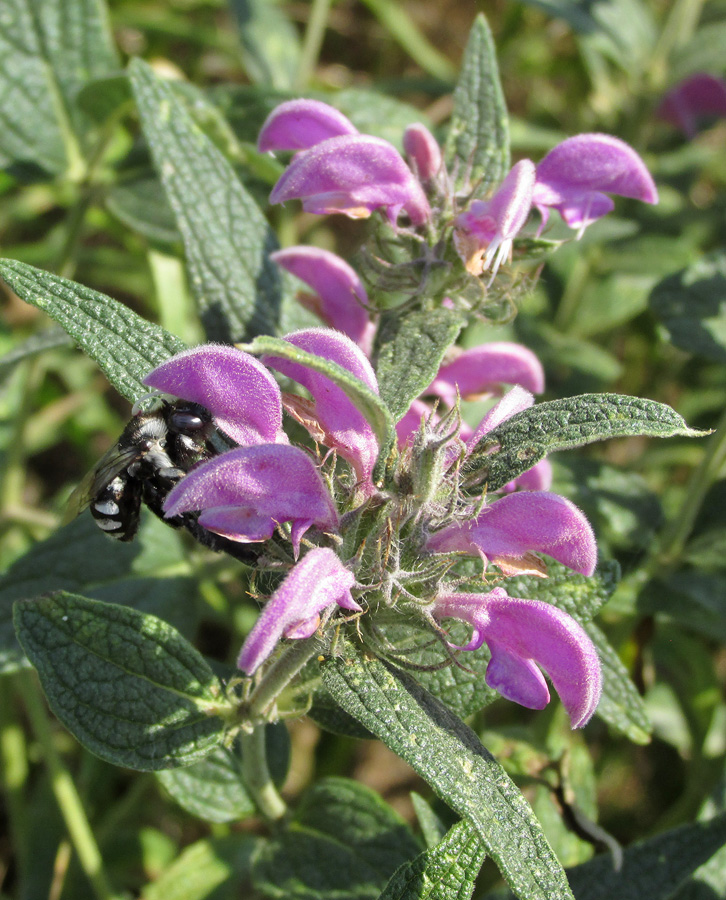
649, 0, 705, 91
0, 678, 29, 888
240, 726, 287, 822
296, 0, 333, 89
655, 403, 726, 569
17, 673, 118, 900
248, 637, 322, 718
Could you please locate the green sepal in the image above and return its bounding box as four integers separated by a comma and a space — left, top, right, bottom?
443, 14, 510, 197
14, 592, 232, 770
0, 259, 186, 402
464, 394, 705, 492
321, 649, 575, 900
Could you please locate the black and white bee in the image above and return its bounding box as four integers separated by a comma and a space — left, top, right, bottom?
66, 400, 254, 562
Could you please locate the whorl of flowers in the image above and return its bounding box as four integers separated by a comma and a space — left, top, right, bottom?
140, 96, 661, 729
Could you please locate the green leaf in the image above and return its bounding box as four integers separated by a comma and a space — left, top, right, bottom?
229, 0, 301, 90
14, 592, 230, 769
106, 173, 181, 246
0, 514, 193, 674
649, 253, 726, 362
506, 562, 651, 743
0, 0, 117, 175
242, 334, 396, 468
465, 394, 704, 492
639, 571, 726, 643
566, 813, 726, 900
252, 777, 421, 899
0, 259, 186, 402
336, 89, 434, 151
671, 22, 726, 83
379, 818, 486, 900
375, 309, 464, 422
129, 58, 284, 342
443, 14, 509, 196
322, 651, 575, 900
141, 835, 258, 900
157, 724, 289, 823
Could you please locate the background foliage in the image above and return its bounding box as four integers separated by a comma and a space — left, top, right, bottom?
1, 0, 725, 898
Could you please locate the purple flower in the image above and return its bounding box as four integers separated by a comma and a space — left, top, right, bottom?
427, 490, 597, 577
258, 99, 358, 152
429, 342, 545, 407
454, 160, 535, 276
269, 134, 431, 226
263, 328, 380, 491
238, 548, 360, 674
431, 587, 602, 727
403, 123, 443, 183
656, 74, 726, 138
532, 134, 658, 235
143, 345, 286, 446
270, 247, 374, 352
163, 443, 339, 556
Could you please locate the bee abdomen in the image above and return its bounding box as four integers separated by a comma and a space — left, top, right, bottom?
91, 475, 140, 541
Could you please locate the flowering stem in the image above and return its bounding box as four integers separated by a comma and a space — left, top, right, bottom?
240, 727, 287, 822
649, 0, 705, 90
17, 673, 118, 900
655, 403, 726, 569
248, 637, 322, 718
296, 0, 333, 89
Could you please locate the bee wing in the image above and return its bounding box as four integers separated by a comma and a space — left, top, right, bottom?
63, 442, 141, 525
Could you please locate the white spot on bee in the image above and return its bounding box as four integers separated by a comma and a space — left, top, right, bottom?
96, 518, 122, 531
94, 500, 120, 516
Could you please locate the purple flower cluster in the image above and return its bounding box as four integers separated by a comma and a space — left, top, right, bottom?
143, 333, 601, 728
258, 99, 658, 280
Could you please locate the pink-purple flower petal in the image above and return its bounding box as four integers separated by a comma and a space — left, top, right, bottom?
257, 99, 358, 152
238, 547, 360, 674
427, 490, 597, 576
270, 247, 373, 351
532, 134, 658, 234
403, 123, 442, 183
429, 342, 545, 407
263, 328, 380, 490
656, 74, 726, 138
162, 443, 339, 555
454, 160, 535, 276
432, 587, 602, 727
143, 345, 285, 446
269, 134, 431, 226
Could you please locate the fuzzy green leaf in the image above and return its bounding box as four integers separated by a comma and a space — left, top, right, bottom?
444, 14, 509, 196
0, 259, 186, 402
243, 333, 396, 471
649, 252, 726, 362
0, 507, 193, 675
0, 327, 74, 377
322, 651, 575, 900
14, 592, 230, 769
252, 777, 420, 899
0, 0, 117, 175
465, 394, 703, 492
379, 818, 486, 900
567, 813, 726, 900
375, 308, 464, 422
129, 58, 284, 342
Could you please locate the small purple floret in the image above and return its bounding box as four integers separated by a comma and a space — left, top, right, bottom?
162, 443, 339, 556
143, 345, 285, 446
657, 74, 726, 138
258, 99, 358, 152
238, 547, 360, 674
403, 123, 442, 183
432, 587, 602, 727
427, 490, 597, 576
270, 247, 373, 351
269, 134, 431, 226
532, 134, 658, 234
